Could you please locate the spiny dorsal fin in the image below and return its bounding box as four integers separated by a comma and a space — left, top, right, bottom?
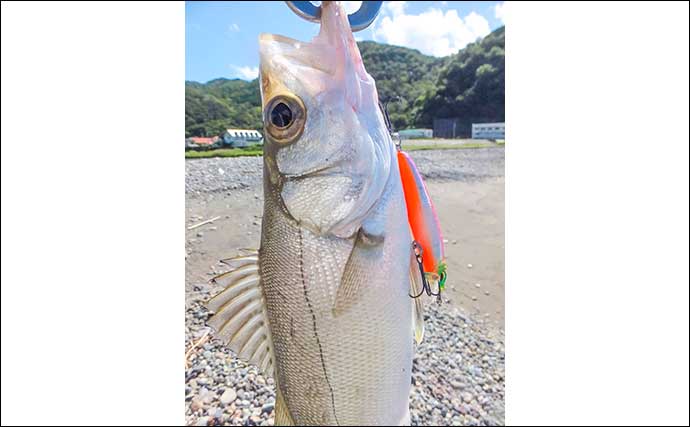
206, 251, 275, 378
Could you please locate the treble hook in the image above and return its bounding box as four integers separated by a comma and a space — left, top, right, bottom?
285, 1, 384, 32
409, 241, 442, 302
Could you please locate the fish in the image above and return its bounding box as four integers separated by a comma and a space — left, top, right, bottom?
206, 2, 436, 425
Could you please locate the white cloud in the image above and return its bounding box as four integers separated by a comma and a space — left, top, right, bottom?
373, 6, 491, 57
465, 11, 490, 35
230, 65, 259, 80
494, 2, 505, 24
225, 23, 240, 38
382, 1, 407, 17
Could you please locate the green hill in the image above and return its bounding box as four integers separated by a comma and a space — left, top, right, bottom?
418, 26, 505, 133
185, 78, 262, 137
185, 26, 504, 138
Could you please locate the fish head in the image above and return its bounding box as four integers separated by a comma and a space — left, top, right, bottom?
259, 1, 392, 238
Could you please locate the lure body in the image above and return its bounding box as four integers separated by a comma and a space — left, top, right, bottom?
397, 150, 446, 286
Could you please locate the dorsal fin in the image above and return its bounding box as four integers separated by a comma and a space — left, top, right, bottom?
206, 251, 275, 378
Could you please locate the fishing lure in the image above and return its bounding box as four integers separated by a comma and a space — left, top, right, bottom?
398, 149, 447, 295
379, 101, 448, 299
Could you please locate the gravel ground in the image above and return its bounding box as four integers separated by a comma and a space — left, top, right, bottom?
185, 147, 505, 426
185, 147, 504, 197
186, 156, 263, 197
406, 148, 504, 182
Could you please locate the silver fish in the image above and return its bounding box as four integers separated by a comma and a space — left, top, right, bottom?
207, 2, 424, 425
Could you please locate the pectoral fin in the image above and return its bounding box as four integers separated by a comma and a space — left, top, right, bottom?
206, 251, 275, 379
332, 228, 383, 317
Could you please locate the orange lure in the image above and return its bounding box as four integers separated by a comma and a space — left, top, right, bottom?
397, 150, 447, 288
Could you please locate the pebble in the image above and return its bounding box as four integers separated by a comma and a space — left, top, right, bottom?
220, 388, 237, 404
450, 380, 465, 390
190, 397, 204, 412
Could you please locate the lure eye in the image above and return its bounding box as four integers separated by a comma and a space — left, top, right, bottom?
264, 94, 306, 145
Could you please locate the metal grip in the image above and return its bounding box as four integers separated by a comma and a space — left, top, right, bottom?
285, 1, 383, 32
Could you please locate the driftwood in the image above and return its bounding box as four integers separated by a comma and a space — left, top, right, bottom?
187, 216, 221, 230
185, 329, 211, 369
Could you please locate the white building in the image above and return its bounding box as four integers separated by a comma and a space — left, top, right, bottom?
398, 128, 433, 139
471, 122, 505, 140
223, 129, 263, 147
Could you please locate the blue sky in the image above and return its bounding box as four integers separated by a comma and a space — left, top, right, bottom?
186, 1, 505, 83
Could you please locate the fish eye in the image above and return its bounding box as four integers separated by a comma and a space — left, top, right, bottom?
270, 102, 293, 128
264, 94, 306, 145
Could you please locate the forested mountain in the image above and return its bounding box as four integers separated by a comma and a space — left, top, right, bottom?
185, 26, 504, 137
185, 78, 262, 137
417, 26, 505, 130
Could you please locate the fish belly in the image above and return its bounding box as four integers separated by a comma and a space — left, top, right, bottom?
259, 173, 413, 426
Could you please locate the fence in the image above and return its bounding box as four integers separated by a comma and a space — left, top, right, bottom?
433, 118, 471, 138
